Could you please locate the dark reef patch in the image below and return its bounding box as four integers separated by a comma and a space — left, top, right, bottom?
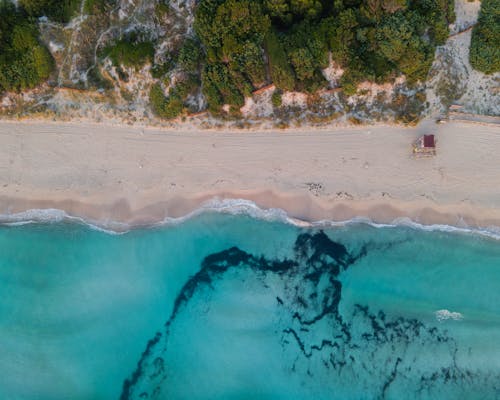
121, 231, 499, 400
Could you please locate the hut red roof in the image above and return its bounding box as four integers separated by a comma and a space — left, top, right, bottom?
423, 135, 435, 148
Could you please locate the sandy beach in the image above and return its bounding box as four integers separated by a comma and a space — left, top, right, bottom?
0, 119, 499, 230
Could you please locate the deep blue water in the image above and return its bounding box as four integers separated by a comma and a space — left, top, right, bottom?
0, 213, 499, 399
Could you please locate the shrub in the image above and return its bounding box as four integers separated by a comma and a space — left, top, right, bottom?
0, 2, 54, 93
178, 38, 202, 74
470, 0, 500, 74
264, 31, 295, 91
149, 83, 184, 119
191, 0, 454, 112
84, 0, 114, 15
271, 89, 282, 107
104, 38, 155, 70
19, 0, 81, 23
151, 59, 175, 79
149, 83, 168, 116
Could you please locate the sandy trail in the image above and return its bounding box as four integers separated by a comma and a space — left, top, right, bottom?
0, 120, 499, 230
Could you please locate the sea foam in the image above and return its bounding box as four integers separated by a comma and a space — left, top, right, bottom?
435, 309, 464, 322
1, 198, 500, 240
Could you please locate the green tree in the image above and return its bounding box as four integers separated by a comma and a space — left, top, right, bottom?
375, 12, 431, 82
289, 48, 315, 81
178, 38, 203, 74
192, 0, 454, 111
264, 0, 322, 24
264, 31, 296, 91
103, 38, 154, 69
195, 0, 270, 111
326, 10, 358, 66
470, 0, 500, 74
0, 1, 54, 93
19, 0, 81, 23
149, 83, 184, 119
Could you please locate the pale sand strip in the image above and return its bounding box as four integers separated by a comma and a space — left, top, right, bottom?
0, 120, 499, 230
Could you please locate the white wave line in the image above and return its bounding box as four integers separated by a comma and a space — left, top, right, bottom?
1, 198, 500, 240
435, 309, 464, 322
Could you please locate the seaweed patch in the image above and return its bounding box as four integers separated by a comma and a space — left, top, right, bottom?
121, 231, 499, 399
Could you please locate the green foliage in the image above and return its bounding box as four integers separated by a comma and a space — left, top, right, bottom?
264, 31, 295, 91
149, 83, 183, 119
470, 0, 500, 74
324, 10, 358, 66
282, 21, 329, 90
0, 1, 54, 93
289, 47, 315, 81
84, 0, 114, 15
191, 0, 453, 112
149, 74, 200, 119
374, 12, 434, 83
264, 0, 322, 25
230, 41, 267, 86
195, 0, 270, 110
178, 38, 203, 74
271, 89, 282, 107
151, 59, 174, 79
155, 1, 170, 18
202, 62, 244, 111
104, 37, 154, 69
19, 0, 81, 23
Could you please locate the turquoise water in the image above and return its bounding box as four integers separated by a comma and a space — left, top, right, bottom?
0, 213, 499, 399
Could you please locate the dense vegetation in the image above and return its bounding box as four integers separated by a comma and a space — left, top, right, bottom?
0, 1, 54, 93
193, 0, 455, 112
469, 0, 500, 74
103, 37, 155, 70
19, 0, 81, 23
84, 0, 114, 15
149, 38, 203, 119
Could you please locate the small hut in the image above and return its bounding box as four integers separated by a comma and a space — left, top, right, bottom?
413, 134, 436, 156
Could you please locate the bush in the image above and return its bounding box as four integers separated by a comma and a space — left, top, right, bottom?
0, 2, 54, 93
19, 0, 81, 23
202, 62, 244, 110
470, 0, 500, 74
149, 83, 168, 115
178, 38, 202, 74
191, 0, 453, 112
149, 83, 184, 119
271, 89, 282, 107
195, 0, 270, 111
151, 59, 175, 79
84, 0, 114, 15
264, 31, 295, 91
104, 38, 154, 70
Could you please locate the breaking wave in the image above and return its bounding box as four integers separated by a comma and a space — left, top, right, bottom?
435, 309, 464, 322
1, 198, 500, 240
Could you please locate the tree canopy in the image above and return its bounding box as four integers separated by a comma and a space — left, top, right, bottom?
192, 0, 455, 112
0, 1, 54, 93
470, 0, 500, 74
19, 0, 81, 23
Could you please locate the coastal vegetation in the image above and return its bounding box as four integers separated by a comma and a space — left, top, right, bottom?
83, 0, 114, 15
19, 0, 81, 23
469, 0, 500, 74
191, 0, 455, 113
2, 0, 497, 122
103, 36, 155, 70
0, 1, 54, 93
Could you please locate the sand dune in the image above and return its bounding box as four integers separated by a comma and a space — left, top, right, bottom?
0, 120, 499, 230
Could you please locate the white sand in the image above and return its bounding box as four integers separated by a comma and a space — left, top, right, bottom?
0, 119, 500, 230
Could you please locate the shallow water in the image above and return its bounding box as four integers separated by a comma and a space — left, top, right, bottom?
0, 213, 499, 399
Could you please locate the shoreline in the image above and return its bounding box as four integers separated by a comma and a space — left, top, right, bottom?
1, 120, 500, 235
2, 196, 500, 240
3, 189, 500, 235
